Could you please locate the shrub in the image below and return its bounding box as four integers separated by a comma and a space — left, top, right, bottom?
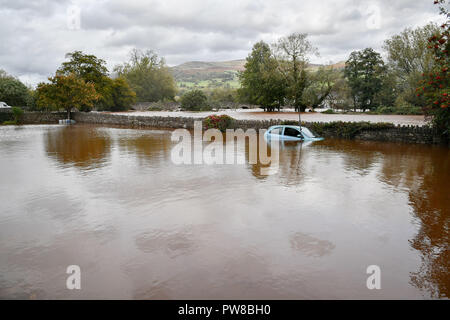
203, 115, 234, 131
374, 104, 423, 115
180, 90, 211, 111
309, 121, 396, 139
321, 109, 337, 114
0, 72, 30, 106
12, 107, 24, 123
2, 107, 24, 125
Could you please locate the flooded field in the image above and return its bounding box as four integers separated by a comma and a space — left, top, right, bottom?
113, 109, 427, 126
0, 124, 448, 299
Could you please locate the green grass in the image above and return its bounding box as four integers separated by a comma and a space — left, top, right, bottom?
2, 120, 17, 125
177, 78, 240, 90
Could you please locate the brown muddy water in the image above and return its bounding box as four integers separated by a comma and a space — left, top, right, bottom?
0, 124, 448, 299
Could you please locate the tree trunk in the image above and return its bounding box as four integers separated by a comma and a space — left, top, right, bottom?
67, 109, 71, 120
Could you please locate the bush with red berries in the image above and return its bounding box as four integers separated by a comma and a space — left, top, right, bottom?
203, 114, 234, 132
417, 0, 450, 139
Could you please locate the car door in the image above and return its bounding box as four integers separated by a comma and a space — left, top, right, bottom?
283, 127, 303, 141
268, 126, 283, 138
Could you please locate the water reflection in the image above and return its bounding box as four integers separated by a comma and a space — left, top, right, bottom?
289, 232, 335, 257
0, 125, 448, 299
301, 139, 450, 297
45, 125, 111, 169
118, 131, 172, 166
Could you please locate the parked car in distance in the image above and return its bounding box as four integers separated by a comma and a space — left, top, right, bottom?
0, 102, 11, 108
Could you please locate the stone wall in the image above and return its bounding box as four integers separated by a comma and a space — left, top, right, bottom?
71, 112, 445, 145
0, 109, 66, 124
0, 109, 13, 123
1, 110, 444, 145
23, 112, 67, 124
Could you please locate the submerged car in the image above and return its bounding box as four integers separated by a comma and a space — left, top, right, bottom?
264, 125, 324, 141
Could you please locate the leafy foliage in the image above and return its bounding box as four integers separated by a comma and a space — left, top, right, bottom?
205, 88, 238, 108
115, 49, 177, 103
2, 107, 24, 125
180, 89, 210, 111
0, 70, 30, 106
302, 67, 338, 110
57, 51, 115, 110
203, 115, 234, 131
109, 77, 137, 111
36, 73, 100, 118
238, 41, 286, 111
273, 33, 318, 111
383, 23, 440, 108
344, 48, 386, 111
416, 0, 450, 140
309, 121, 396, 139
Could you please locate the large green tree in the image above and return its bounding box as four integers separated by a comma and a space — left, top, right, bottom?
56, 51, 137, 111
238, 41, 286, 111
273, 33, 317, 112
114, 49, 176, 102
344, 48, 386, 112
0, 70, 30, 106
57, 51, 115, 110
36, 73, 100, 119
383, 23, 440, 107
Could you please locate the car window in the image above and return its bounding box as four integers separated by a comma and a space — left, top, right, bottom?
301, 127, 315, 138
269, 127, 282, 135
284, 127, 300, 137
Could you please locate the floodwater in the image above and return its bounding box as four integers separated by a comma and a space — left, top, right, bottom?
0, 124, 448, 299
114, 109, 427, 126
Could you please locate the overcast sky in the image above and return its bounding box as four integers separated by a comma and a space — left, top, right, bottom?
0, 0, 445, 86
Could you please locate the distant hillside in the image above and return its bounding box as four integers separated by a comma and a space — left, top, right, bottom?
307, 61, 346, 71
170, 59, 345, 90
170, 60, 245, 89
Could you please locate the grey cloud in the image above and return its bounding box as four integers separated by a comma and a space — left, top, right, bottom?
0, 0, 443, 86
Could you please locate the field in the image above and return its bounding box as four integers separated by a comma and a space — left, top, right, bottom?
170, 60, 245, 90
170, 60, 345, 90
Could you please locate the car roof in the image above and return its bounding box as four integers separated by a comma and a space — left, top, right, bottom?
268, 125, 301, 130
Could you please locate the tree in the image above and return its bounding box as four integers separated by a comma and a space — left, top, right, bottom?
383, 23, 440, 107
57, 51, 115, 110
115, 49, 177, 102
110, 77, 137, 111
417, 0, 449, 140
326, 75, 353, 111
180, 90, 209, 111
206, 88, 238, 108
302, 67, 337, 110
36, 74, 100, 119
58, 51, 109, 82
238, 41, 286, 111
0, 70, 30, 106
344, 48, 386, 112
273, 33, 318, 111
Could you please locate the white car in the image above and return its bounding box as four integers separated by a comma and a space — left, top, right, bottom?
264, 125, 324, 141
0, 102, 11, 108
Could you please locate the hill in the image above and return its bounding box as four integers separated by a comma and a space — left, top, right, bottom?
170, 59, 345, 90
170, 59, 245, 89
